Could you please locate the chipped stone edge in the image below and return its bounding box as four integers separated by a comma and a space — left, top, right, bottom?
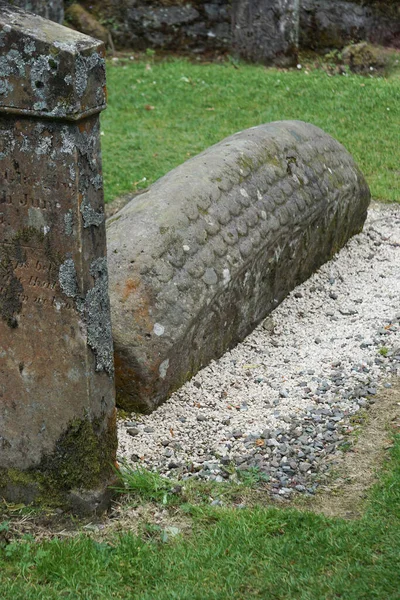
0, 103, 107, 122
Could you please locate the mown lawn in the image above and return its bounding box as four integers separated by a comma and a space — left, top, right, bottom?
101, 57, 400, 204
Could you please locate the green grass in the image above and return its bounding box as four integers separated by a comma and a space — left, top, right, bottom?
1, 434, 400, 598
101, 57, 400, 204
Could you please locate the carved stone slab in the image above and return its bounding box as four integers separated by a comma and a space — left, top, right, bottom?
0, 4, 116, 513
107, 120, 370, 413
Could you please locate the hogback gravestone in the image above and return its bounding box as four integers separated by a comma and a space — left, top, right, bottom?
0, 3, 117, 513
107, 120, 370, 413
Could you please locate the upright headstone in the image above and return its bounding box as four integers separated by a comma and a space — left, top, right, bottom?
0, 4, 116, 514
231, 0, 300, 66
5, 0, 64, 24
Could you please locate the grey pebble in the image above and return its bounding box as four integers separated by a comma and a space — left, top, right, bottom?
232, 430, 243, 439
295, 484, 306, 492
299, 462, 311, 473
127, 427, 140, 437
197, 415, 208, 422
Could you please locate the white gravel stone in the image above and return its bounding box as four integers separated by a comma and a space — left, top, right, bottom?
118, 203, 400, 478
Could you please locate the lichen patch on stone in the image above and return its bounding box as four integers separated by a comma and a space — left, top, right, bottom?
64, 210, 74, 236
80, 198, 105, 228
153, 323, 165, 336
84, 257, 114, 376
59, 258, 78, 298
159, 359, 170, 379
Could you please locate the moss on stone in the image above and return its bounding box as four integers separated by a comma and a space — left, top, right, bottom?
0, 410, 117, 509
342, 42, 388, 75
116, 408, 131, 421
15, 226, 45, 245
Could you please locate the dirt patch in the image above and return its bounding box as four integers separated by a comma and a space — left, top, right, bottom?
101, 501, 193, 541
0, 498, 193, 544
298, 380, 400, 519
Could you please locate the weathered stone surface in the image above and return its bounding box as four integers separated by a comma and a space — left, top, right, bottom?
0, 5, 106, 120
107, 120, 370, 413
0, 4, 116, 513
231, 0, 300, 66
4, 0, 64, 24
300, 0, 400, 51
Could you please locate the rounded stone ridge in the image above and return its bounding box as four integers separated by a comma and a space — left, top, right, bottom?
107, 120, 371, 413
0, 2, 106, 120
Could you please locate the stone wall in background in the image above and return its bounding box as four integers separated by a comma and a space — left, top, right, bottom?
68, 0, 399, 56
6, 0, 64, 23
232, 0, 300, 66
74, 0, 231, 53
300, 0, 400, 51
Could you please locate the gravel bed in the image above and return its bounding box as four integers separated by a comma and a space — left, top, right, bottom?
118, 203, 400, 498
